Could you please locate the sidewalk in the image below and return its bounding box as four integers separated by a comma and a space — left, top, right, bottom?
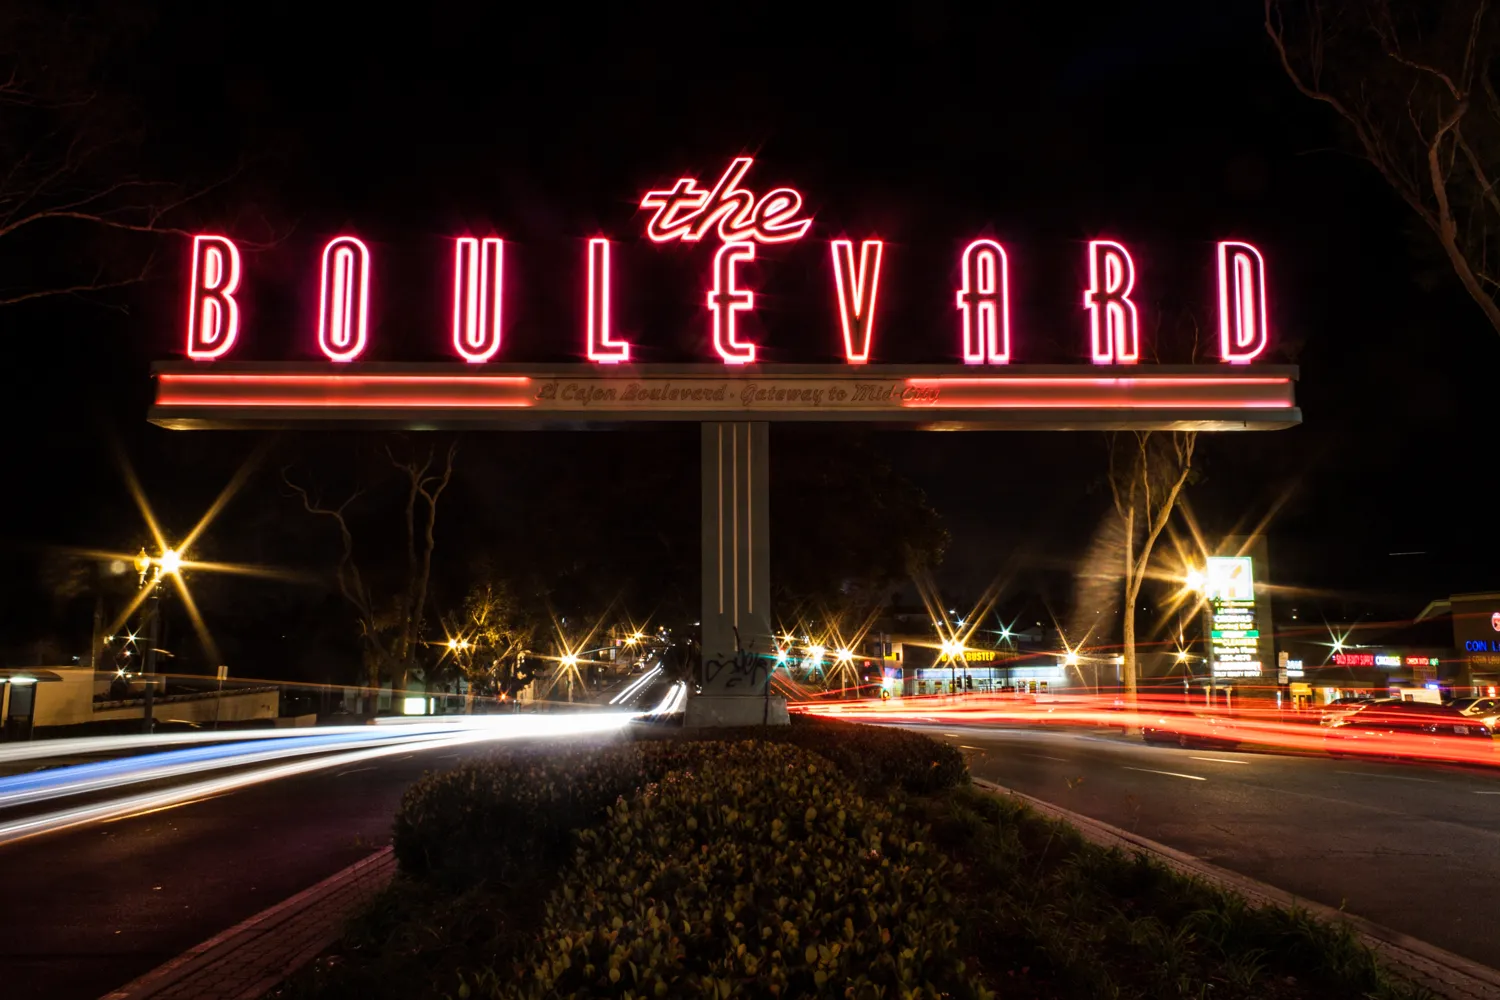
98, 847, 394, 1000
974, 777, 1500, 1000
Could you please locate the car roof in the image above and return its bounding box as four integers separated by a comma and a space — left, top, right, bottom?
1358, 700, 1460, 715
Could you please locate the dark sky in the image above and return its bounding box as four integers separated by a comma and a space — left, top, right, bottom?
2, 2, 1497, 668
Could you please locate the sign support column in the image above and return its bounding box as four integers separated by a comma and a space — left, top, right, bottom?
688, 421, 788, 726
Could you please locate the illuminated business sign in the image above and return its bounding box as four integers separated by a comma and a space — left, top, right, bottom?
1207, 556, 1260, 678
1331, 652, 1440, 669
181, 157, 1272, 368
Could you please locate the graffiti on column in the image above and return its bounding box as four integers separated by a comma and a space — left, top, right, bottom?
703, 630, 771, 692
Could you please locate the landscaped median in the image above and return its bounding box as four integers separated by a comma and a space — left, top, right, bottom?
272, 717, 1430, 1000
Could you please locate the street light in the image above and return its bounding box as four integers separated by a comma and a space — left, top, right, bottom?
806, 645, 826, 672
939, 639, 965, 695
134, 543, 184, 733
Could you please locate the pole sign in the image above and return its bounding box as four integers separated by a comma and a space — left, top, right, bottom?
1207, 556, 1261, 679
156, 157, 1300, 430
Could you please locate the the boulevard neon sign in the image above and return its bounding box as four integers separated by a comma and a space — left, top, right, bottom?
184, 158, 1271, 367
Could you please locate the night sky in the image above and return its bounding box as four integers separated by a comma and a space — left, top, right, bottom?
2, 2, 1496, 671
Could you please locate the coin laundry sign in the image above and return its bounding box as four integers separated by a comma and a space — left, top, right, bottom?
183, 157, 1271, 367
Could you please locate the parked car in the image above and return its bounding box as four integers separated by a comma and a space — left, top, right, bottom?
1319, 696, 1379, 727
1453, 698, 1500, 731
1142, 711, 1238, 749
1324, 701, 1495, 759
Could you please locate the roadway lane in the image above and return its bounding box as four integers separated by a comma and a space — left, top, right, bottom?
907, 723, 1500, 969
0, 738, 540, 1000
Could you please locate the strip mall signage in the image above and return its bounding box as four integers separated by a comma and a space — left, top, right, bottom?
185, 157, 1271, 367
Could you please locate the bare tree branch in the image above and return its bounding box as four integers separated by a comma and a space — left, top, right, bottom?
0, 28, 278, 311
1267, 0, 1500, 337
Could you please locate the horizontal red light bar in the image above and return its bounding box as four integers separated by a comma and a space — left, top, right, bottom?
157, 373, 534, 409
902, 376, 1294, 409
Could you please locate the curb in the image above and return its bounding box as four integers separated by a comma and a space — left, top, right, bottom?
972, 777, 1500, 1000
99, 846, 395, 1000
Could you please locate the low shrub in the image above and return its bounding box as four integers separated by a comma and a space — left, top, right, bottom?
395, 720, 968, 884
921, 786, 1425, 1000
650, 714, 970, 794
394, 741, 718, 882
476, 742, 991, 1000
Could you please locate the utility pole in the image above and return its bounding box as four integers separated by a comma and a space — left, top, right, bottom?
90, 593, 104, 671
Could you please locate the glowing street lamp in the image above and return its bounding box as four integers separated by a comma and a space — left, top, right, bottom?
133, 543, 185, 733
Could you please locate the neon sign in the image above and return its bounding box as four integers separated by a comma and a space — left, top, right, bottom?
639, 157, 812, 244
586, 238, 630, 363
709, 242, 757, 364
1085, 241, 1139, 364
1218, 241, 1268, 363
957, 240, 1010, 364
180, 161, 1274, 367
316, 236, 370, 363
452, 237, 503, 363
186, 235, 241, 360
830, 240, 884, 364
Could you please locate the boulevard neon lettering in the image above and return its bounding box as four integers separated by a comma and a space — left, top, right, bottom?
830, 239, 884, 364
957, 239, 1011, 364
182, 164, 1275, 367
317, 236, 370, 363
1084, 240, 1139, 364
586, 238, 631, 363
186, 235, 241, 360
709, 242, 757, 364
452, 237, 504, 363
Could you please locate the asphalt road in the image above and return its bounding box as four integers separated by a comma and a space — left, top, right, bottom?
908, 723, 1500, 970
0, 740, 504, 1000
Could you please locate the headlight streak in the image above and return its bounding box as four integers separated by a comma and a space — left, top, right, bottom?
0, 729, 457, 810
609, 664, 663, 705
0, 712, 638, 847
793, 692, 1500, 769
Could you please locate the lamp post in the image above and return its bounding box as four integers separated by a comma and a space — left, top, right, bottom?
1186, 566, 1215, 708
134, 546, 181, 734
941, 639, 962, 697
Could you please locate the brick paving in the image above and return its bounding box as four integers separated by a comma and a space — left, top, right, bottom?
975, 778, 1500, 1000
99, 846, 394, 1000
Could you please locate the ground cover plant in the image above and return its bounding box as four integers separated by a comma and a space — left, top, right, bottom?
273, 717, 1430, 1000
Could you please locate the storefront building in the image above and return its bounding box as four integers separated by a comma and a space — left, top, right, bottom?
1452, 591, 1500, 698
